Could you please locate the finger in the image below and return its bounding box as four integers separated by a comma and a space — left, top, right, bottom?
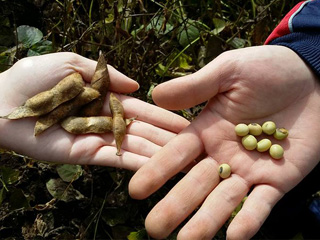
152, 51, 235, 110
68, 134, 152, 170
6, 53, 139, 97
145, 157, 220, 239
126, 120, 181, 146
129, 125, 203, 200
60, 52, 140, 94
177, 175, 249, 240
37, 128, 156, 170
226, 185, 284, 240
0, 118, 154, 170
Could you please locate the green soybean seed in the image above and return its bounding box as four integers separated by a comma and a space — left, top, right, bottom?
219, 163, 231, 179
248, 123, 262, 136
262, 121, 276, 135
256, 139, 272, 152
235, 123, 249, 137
273, 128, 289, 140
241, 135, 257, 150
269, 144, 284, 159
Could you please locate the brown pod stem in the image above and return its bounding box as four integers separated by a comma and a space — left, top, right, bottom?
80, 53, 110, 116
61, 116, 113, 134
34, 87, 100, 136
3, 72, 84, 119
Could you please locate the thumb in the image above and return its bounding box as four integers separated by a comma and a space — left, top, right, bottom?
152, 51, 237, 110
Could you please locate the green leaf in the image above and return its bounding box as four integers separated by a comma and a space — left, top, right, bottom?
56, 164, 83, 182
102, 208, 128, 227
146, 16, 173, 36
28, 40, 53, 56
127, 229, 147, 240
177, 20, 200, 48
9, 188, 30, 210
0, 167, 20, 185
46, 178, 84, 202
178, 53, 193, 70
155, 63, 166, 77
229, 37, 247, 49
105, 13, 114, 24
147, 83, 156, 101
17, 25, 43, 48
212, 18, 226, 35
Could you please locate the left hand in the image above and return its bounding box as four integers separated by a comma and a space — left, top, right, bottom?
0, 52, 189, 170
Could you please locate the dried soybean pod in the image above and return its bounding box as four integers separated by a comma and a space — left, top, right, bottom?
109, 93, 126, 156
61, 116, 113, 134
3, 72, 84, 119
80, 53, 110, 116
34, 87, 101, 136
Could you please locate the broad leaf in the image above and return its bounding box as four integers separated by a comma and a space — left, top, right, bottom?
177, 20, 200, 48
0, 167, 20, 185
229, 37, 247, 49
28, 40, 53, 56
212, 18, 226, 35
9, 188, 30, 210
127, 229, 147, 240
17, 25, 43, 48
56, 164, 83, 182
46, 178, 84, 202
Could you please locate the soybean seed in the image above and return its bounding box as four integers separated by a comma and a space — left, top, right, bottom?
269, 144, 284, 159
235, 123, 249, 137
248, 123, 262, 136
219, 163, 231, 179
273, 128, 289, 140
262, 121, 276, 135
256, 139, 272, 152
241, 135, 257, 150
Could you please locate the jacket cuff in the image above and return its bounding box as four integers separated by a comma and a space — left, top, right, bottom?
269, 32, 320, 78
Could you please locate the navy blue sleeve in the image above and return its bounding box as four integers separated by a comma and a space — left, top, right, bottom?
269, 0, 320, 77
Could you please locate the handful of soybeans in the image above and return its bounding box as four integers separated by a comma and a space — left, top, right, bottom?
235, 121, 288, 159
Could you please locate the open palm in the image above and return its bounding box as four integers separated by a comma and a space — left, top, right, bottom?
129, 45, 320, 239
0, 52, 189, 170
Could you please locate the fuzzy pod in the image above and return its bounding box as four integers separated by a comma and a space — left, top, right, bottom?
109, 93, 124, 117
61, 116, 113, 134
3, 72, 85, 119
112, 115, 126, 156
34, 87, 101, 136
80, 53, 110, 116
109, 93, 126, 155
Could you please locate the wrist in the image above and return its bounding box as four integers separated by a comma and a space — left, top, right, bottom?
0, 69, 11, 149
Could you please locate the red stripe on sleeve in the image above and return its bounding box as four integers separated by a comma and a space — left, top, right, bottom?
265, 1, 306, 44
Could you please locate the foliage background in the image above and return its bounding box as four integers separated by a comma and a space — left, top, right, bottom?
1, 0, 319, 239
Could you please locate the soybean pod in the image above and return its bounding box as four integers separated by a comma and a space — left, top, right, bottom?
109, 93, 126, 156
61, 116, 113, 134
34, 87, 100, 136
2, 72, 84, 119
80, 53, 110, 116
